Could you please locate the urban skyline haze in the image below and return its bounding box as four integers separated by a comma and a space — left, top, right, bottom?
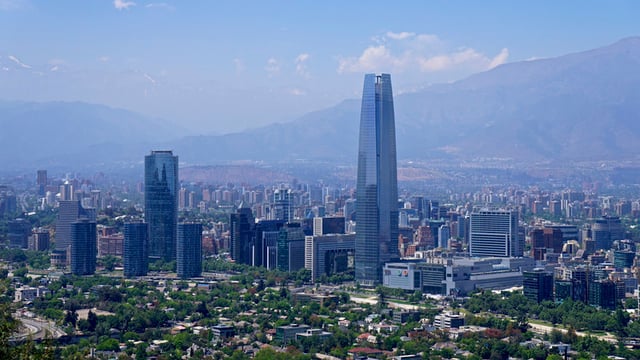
0, 1, 638, 134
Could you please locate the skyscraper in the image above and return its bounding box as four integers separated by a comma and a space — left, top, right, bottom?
177, 222, 203, 278
469, 209, 521, 257
355, 73, 399, 286
70, 218, 97, 275
56, 200, 96, 253
124, 222, 149, 277
145, 150, 178, 261
229, 204, 255, 265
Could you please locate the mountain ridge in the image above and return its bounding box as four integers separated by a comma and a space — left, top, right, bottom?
2, 37, 640, 171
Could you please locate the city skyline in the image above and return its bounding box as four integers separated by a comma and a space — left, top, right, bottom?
1, 1, 638, 134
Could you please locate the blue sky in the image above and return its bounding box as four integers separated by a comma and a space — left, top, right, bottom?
0, 0, 638, 134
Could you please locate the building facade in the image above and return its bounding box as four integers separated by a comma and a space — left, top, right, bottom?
56, 200, 95, 254
177, 222, 203, 278
124, 222, 149, 277
70, 218, 97, 275
355, 73, 399, 286
469, 209, 521, 257
144, 150, 178, 261
305, 233, 355, 282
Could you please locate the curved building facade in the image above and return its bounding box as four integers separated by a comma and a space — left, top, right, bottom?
355, 73, 399, 286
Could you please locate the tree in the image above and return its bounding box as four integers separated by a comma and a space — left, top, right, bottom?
0, 281, 19, 359
196, 301, 210, 317
64, 309, 78, 328
87, 310, 98, 332
96, 338, 120, 352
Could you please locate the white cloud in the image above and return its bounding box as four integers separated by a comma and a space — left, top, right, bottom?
0, 0, 28, 11
143, 73, 157, 85
114, 0, 135, 10
488, 48, 509, 68
98, 56, 110, 63
289, 88, 306, 96
233, 58, 245, 73
145, 2, 174, 10
386, 31, 415, 40
8, 55, 31, 69
338, 45, 410, 73
338, 31, 508, 75
265, 57, 280, 77
295, 53, 310, 78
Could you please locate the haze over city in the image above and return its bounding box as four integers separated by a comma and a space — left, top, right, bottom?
1, 0, 639, 134
6, 2, 640, 360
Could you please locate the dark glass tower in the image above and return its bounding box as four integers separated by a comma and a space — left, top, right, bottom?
229, 204, 255, 265
177, 222, 203, 278
124, 222, 149, 277
70, 218, 97, 275
355, 73, 399, 286
145, 151, 178, 261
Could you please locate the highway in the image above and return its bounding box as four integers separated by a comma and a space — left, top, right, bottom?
12, 316, 66, 341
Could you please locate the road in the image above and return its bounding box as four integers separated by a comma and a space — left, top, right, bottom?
528, 322, 618, 344
349, 295, 426, 310
12, 316, 66, 341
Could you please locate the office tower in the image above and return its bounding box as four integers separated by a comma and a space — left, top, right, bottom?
229, 204, 255, 265
277, 223, 305, 272
469, 209, 521, 257
177, 222, 203, 278
36, 170, 47, 196
590, 215, 623, 251
305, 233, 356, 282
313, 216, 346, 236
70, 218, 97, 275
355, 73, 399, 286
438, 224, 450, 249
29, 229, 50, 251
8, 218, 31, 249
273, 187, 293, 222
255, 219, 285, 269
523, 269, 554, 303
145, 150, 178, 261
56, 200, 95, 253
124, 222, 149, 277
60, 181, 73, 201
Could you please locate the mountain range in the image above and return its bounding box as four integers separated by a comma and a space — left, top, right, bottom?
2, 37, 640, 171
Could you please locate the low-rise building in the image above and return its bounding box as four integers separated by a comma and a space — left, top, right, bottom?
275, 324, 310, 344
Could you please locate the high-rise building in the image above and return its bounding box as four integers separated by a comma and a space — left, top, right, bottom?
523, 269, 554, 303
56, 200, 96, 253
277, 223, 306, 272
36, 170, 47, 196
8, 218, 31, 249
29, 229, 50, 251
355, 73, 399, 286
124, 222, 149, 277
273, 188, 293, 222
305, 233, 355, 282
469, 209, 521, 257
70, 218, 97, 275
229, 204, 255, 265
255, 219, 285, 269
177, 222, 202, 278
145, 150, 178, 261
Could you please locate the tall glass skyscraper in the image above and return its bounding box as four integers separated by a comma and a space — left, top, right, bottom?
355, 73, 399, 286
145, 150, 178, 261
124, 222, 149, 277
177, 222, 203, 278
70, 218, 97, 275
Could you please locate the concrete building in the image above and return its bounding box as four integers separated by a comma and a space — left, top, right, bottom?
304, 233, 355, 282
469, 209, 522, 257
